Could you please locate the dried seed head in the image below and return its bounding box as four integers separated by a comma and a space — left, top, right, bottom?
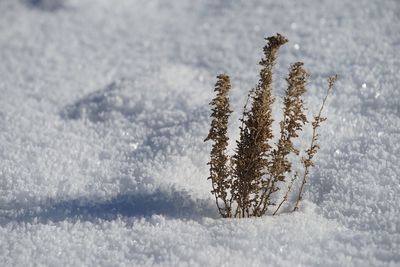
205, 74, 233, 217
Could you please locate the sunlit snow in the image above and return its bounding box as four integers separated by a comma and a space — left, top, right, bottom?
0, 0, 399, 266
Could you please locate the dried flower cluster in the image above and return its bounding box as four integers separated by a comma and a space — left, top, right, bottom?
204, 74, 233, 217
205, 33, 336, 218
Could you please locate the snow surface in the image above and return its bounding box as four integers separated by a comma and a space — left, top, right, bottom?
1, 0, 399, 266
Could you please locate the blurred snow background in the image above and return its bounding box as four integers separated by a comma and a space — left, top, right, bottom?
0, 0, 399, 266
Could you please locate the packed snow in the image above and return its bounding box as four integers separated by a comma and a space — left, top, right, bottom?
0, 0, 399, 266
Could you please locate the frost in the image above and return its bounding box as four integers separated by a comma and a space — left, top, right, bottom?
129, 142, 139, 150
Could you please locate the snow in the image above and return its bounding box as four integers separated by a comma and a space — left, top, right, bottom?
0, 0, 399, 266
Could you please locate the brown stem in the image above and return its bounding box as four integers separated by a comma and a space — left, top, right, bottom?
273, 173, 297, 215
293, 75, 337, 211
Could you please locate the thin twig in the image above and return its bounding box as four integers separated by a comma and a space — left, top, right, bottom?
273, 173, 298, 215
293, 75, 337, 211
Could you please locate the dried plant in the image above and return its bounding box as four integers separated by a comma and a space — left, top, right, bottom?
205, 33, 336, 218
293, 74, 337, 211
204, 74, 233, 218
232, 34, 288, 218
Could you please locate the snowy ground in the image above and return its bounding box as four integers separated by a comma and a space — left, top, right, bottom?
0, 0, 399, 266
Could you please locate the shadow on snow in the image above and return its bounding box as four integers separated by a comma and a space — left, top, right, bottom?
0, 189, 217, 225
23, 0, 65, 12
